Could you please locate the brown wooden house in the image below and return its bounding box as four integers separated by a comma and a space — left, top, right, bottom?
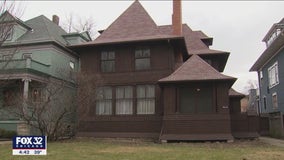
70, 0, 244, 141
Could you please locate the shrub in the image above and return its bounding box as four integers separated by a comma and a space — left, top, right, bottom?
0, 128, 17, 139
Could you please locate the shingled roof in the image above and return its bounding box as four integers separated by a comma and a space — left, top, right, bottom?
70, 1, 228, 58
158, 24, 228, 55
17, 15, 68, 46
76, 1, 182, 46
159, 54, 236, 83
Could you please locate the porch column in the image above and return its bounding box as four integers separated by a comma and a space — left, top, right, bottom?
19, 78, 31, 135
22, 78, 31, 100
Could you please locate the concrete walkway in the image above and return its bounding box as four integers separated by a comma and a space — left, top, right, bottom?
259, 137, 284, 147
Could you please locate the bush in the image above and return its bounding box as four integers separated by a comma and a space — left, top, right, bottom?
0, 128, 17, 139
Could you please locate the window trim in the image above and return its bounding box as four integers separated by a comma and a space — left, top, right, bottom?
135, 48, 151, 71
95, 86, 113, 115
115, 86, 133, 115
268, 61, 279, 88
272, 92, 278, 109
100, 51, 115, 73
136, 84, 155, 115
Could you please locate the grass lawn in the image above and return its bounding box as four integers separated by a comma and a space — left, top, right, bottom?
1, 138, 284, 160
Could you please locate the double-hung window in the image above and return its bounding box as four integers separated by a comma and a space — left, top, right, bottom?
268, 62, 279, 88
116, 86, 133, 115
95, 87, 112, 115
137, 85, 155, 114
135, 48, 150, 70
101, 51, 115, 72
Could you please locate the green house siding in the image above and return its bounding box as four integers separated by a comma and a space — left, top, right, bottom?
259, 48, 284, 114
0, 45, 79, 81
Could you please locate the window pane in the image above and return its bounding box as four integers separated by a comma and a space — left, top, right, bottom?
108, 51, 115, 60
96, 100, 112, 115
143, 49, 150, 57
137, 85, 155, 114
146, 85, 155, 98
137, 86, 145, 98
104, 87, 112, 99
101, 61, 115, 72
137, 99, 155, 114
116, 100, 133, 115
135, 58, 150, 70
124, 86, 133, 98
116, 87, 124, 99
135, 50, 142, 58
101, 52, 108, 60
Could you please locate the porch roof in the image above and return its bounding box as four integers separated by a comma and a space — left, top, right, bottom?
159, 55, 236, 83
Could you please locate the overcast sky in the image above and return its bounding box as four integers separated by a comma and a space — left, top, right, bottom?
17, 1, 284, 93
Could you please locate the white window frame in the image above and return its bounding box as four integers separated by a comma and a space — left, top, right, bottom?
260, 70, 263, 79
268, 62, 279, 88
69, 61, 75, 70
272, 92, 278, 109
22, 53, 32, 59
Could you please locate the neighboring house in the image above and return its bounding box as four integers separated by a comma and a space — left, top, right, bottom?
250, 18, 284, 138
70, 0, 246, 141
0, 11, 91, 135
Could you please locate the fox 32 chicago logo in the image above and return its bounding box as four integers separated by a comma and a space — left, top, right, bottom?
12, 136, 47, 155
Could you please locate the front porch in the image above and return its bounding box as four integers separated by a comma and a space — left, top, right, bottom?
0, 78, 46, 135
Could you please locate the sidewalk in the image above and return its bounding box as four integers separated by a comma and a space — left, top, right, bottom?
259, 136, 284, 147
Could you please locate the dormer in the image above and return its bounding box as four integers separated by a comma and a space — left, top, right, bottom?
63, 31, 92, 45
262, 18, 284, 48
0, 11, 32, 43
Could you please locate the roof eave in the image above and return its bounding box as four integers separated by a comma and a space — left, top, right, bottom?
68, 36, 184, 49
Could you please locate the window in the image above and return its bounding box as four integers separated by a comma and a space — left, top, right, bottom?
95, 87, 112, 115
69, 61, 75, 70
268, 62, 279, 88
272, 92, 278, 109
116, 86, 133, 115
135, 48, 150, 70
137, 85, 155, 114
32, 88, 42, 102
3, 89, 15, 107
101, 51, 115, 72
3, 55, 12, 60
263, 97, 267, 110
22, 53, 32, 59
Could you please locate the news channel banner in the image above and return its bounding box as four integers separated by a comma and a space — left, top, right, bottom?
12, 136, 47, 155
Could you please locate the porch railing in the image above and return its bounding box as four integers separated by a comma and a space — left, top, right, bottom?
0, 58, 50, 75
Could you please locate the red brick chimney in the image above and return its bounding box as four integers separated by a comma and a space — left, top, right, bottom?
172, 0, 182, 35
52, 15, 59, 25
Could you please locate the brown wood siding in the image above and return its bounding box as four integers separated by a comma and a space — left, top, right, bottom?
77, 42, 174, 138
229, 97, 241, 114
160, 114, 233, 140
162, 114, 231, 134
79, 116, 162, 133
230, 114, 260, 138
216, 83, 230, 113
